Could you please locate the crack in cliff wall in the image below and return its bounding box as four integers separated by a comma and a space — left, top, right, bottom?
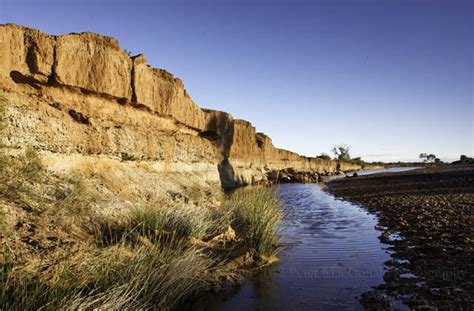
130, 55, 138, 103
46, 36, 57, 86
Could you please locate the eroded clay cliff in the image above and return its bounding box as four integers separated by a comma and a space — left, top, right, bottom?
0, 24, 362, 189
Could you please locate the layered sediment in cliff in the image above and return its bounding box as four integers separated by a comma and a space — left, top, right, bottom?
0, 24, 362, 189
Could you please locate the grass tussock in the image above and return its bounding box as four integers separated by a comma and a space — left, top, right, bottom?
92, 201, 226, 247
227, 188, 282, 256
130, 202, 213, 240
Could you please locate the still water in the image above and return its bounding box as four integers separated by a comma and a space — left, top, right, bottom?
348, 166, 422, 176
216, 183, 391, 311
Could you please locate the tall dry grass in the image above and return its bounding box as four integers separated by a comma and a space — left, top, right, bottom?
1, 186, 283, 309
1, 238, 212, 310
0, 182, 227, 310
227, 187, 282, 256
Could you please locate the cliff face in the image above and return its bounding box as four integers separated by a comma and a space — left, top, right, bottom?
0, 24, 361, 189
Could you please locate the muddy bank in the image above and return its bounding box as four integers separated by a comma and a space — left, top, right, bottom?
327, 165, 474, 310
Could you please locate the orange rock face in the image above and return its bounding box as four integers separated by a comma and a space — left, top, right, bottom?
0, 24, 362, 189
0, 24, 54, 84
54, 32, 132, 100
132, 54, 206, 129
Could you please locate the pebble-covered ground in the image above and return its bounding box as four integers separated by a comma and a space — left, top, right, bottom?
327, 165, 474, 310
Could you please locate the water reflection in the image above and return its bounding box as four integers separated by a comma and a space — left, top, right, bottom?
215, 184, 392, 310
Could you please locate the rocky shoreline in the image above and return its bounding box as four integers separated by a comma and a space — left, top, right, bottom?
327, 165, 474, 310
265, 167, 351, 184
266, 168, 323, 184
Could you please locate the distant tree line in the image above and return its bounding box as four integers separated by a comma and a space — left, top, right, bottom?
315, 145, 372, 169
316, 145, 473, 167
419, 153, 474, 165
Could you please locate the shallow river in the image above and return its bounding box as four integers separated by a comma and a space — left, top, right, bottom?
216, 184, 390, 310
211, 168, 420, 310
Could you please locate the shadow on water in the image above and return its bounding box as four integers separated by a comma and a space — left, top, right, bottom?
205, 183, 409, 310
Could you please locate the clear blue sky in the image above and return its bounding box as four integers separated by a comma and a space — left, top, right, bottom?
1, 0, 473, 162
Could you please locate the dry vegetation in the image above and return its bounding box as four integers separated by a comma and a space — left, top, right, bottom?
227, 189, 283, 256
0, 92, 282, 310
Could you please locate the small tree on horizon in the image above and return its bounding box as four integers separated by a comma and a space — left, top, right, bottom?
419, 153, 437, 163
332, 144, 351, 161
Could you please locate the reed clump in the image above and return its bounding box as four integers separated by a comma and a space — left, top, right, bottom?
227, 187, 282, 256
